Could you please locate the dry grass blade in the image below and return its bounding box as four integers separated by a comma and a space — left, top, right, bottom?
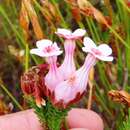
19, 1, 30, 40
41, 4, 53, 25
40, 0, 61, 26
104, 0, 113, 18
23, 0, 45, 40
77, 0, 111, 27
108, 90, 130, 107
65, 0, 81, 22
87, 67, 95, 109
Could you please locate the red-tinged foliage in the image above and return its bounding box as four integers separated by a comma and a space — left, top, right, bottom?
21, 64, 48, 107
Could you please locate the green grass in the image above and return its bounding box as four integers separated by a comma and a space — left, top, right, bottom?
0, 0, 130, 129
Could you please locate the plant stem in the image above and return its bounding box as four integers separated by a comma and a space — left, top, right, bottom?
95, 92, 113, 117
86, 18, 97, 42
25, 43, 29, 72
118, 0, 130, 13
0, 83, 24, 111
51, 0, 68, 28
107, 24, 129, 48
89, 18, 100, 42
87, 80, 93, 109
64, 118, 69, 130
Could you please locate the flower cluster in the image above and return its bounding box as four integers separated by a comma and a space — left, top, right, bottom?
21, 28, 113, 108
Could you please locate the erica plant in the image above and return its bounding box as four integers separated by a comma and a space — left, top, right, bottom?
21, 28, 113, 130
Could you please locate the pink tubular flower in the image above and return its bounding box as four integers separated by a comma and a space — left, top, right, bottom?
30, 39, 62, 57
54, 37, 113, 107
82, 37, 113, 61
56, 28, 86, 80
27, 32, 113, 109
72, 37, 113, 94
30, 39, 63, 92
54, 54, 96, 107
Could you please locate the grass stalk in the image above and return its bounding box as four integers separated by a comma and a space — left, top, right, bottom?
25, 43, 29, 72
50, 0, 68, 28
0, 83, 24, 111
107, 24, 129, 48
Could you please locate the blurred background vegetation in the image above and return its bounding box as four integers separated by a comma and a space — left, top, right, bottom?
0, 0, 130, 130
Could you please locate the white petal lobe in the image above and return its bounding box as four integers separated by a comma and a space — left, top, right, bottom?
56, 28, 72, 35
83, 37, 96, 48
98, 44, 112, 56
72, 29, 86, 37
36, 39, 52, 49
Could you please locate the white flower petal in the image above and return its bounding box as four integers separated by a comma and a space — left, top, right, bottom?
83, 37, 96, 47
53, 42, 60, 50
56, 28, 72, 35
96, 55, 113, 61
72, 29, 86, 37
30, 49, 44, 57
49, 50, 63, 57
36, 39, 52, 49
98, 44, 112, 56
82, 47, 92, 53
83, 37, 97, 52
30, 49, 62, 57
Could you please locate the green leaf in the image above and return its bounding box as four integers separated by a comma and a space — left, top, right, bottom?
27, 97, 70, 130
119, 109, 130, 130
